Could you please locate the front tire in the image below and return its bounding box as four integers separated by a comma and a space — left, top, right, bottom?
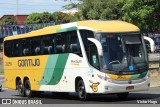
24, 80, 35, 98
77, 80, 89, 101
17, 80, 25, 97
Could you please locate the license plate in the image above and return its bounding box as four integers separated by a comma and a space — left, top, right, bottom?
126, 86, 134, 90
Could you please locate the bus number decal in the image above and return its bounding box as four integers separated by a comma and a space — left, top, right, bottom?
90, 82, 100, 92
18, 58, 40, 67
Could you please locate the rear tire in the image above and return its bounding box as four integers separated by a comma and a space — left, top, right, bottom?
24, 80, 35, 98
77, 80, 90, 101
17, 80, 25, 97
117, 92, 129, 99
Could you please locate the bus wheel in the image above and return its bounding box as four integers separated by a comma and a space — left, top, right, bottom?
17, 80, 25, 97
117, 92, 129, 99
24, 80, 35, 98
77, 80, 89, 101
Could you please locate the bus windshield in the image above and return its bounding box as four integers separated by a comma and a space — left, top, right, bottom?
96, 33, 148, 74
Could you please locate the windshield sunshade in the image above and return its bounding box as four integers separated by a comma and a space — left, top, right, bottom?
124, 35, 141, 44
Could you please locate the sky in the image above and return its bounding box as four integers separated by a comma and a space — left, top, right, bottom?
0, 0, 79, 17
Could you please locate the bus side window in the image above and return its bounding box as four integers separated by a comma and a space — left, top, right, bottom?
42, 35, 54, 55
80, 30, 94, 59
69, 31, 82, 56
55, 33, 67, 54
88, 41, 100, 70
31, 38, 41, 55
21, 39, 30, 56
13, 40, 20, 57
4, 41, 13, 57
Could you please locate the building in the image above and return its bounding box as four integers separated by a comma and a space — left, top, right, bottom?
0, 15, 28, 25
61, 10, 78, 15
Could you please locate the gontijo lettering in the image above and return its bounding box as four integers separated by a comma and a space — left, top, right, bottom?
18, 58, 40, 67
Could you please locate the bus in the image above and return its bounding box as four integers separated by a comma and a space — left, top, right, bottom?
3, 20, 152, 100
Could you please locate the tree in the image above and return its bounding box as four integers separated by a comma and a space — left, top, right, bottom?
40, 12, 53, 23
62, 0, 82, 10
78, 0, 122, 20
122, 0, 160, 32
70, 12, 83, 21
0, 16, 17, 25
52, 12, 72, 23
25, 13, 42, 24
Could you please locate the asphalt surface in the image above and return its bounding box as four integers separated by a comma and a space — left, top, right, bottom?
0, 87, 160, 104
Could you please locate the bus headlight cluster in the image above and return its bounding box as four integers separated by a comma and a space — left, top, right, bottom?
142, 73, 150, 81
146, 72, 150, 79
97, 74, 113, 82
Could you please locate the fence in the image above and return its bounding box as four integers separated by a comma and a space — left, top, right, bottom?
0, 22, 64, 38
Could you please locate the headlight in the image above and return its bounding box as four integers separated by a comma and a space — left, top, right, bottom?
97, 74, 113, 82
142, 72, 150, 80
146, 72, 150, 79
97, 74, 107, 80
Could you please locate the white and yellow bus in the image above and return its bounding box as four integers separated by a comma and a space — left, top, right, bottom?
4, 20, 152, 100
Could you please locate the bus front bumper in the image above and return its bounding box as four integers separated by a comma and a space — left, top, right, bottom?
101, 79, 150, 94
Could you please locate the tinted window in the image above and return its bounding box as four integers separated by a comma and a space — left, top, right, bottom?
88, 41, 100, 69
80, 30, 94, 58
31, 37, 41, 55
4, 31, 83, 57
69, 31, 82, 56
42, 35, 54, 54
21, 39, 30, 56
55, 33, 68, 53
13, 40, 20, 57
4, 41, 12, 57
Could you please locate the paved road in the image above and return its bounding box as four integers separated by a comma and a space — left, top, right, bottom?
0, 87, 160, 104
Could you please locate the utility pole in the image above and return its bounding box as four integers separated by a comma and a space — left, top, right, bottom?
16, 0, 19, 24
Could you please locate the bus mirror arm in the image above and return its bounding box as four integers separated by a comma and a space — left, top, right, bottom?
88, 38, 103, 56
143, 36, 155, 53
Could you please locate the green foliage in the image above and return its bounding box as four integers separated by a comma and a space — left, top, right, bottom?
40, 12, 53, 23
62, 0, 82, 10
122, 0, 160, 32
25, 12, 54, 24
77, 0, 123, 20
25, 13, 42, 24
25, 0, 160, 32
70, 12, 83, 21
0, 16, 17, 25
63, 0, 160, 32
26, 12, 76, 24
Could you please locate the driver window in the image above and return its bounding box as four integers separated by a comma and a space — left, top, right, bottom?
88, 41, 100, 70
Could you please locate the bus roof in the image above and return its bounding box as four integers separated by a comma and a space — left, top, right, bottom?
4, 20, 140, 41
